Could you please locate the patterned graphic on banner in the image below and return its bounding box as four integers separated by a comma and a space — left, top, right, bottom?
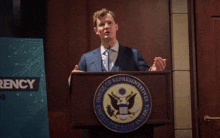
0, 38, 49, 138
94, 74, 152, 133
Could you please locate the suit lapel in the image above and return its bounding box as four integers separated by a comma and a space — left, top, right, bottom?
115, 45, 130, 71
92, 47, 102, 71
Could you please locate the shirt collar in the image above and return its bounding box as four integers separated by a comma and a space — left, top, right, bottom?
100, 41, 119, 54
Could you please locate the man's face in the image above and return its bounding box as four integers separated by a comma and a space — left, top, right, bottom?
94, 13, 118, 41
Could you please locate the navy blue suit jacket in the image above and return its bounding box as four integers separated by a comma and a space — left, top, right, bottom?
78, 45, 149, 71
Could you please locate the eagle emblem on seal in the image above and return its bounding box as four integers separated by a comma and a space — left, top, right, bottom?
107, 87, 140, 120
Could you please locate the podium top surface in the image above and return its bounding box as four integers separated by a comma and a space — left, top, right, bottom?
71, 71, 171, 76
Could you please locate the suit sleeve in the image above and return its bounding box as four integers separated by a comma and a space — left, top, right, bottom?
134, 49, 150, 71
78, 54, 87, 71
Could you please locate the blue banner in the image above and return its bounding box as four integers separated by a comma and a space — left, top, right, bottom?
0, 38, 50, 138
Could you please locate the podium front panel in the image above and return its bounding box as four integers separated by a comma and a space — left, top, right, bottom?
70, 72, 173, 127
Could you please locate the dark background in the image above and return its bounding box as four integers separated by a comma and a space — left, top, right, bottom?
0, 0, 46, 38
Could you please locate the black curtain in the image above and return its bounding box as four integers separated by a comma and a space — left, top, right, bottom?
0, 0, 46, 38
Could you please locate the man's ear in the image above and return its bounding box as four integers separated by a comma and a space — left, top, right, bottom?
116, 23, 119, 31
94, 27, 99, 35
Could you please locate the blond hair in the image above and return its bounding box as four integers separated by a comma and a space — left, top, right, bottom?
93, 8, 116, 27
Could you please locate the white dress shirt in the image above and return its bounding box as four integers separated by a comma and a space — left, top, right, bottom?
100, 41, 119, 71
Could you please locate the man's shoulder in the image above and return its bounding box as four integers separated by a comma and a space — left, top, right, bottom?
82, 47, 100, 56
119, 44, 139, 53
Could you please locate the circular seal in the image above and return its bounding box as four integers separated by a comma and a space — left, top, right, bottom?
93, 74, 152, 133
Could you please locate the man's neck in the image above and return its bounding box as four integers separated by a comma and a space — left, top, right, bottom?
101, 39, 117, 48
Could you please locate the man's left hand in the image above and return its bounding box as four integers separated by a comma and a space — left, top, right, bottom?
150, 57, 167, 71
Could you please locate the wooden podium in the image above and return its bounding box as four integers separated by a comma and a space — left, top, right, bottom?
70, 72, 173, 137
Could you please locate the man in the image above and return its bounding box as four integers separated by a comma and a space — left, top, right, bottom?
72, 8, 166, 73
70, 8, 167, 138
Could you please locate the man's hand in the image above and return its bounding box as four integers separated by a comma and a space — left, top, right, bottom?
71, 65, 84, 73
68, 65, 84, 86
150, 57, 167, 71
